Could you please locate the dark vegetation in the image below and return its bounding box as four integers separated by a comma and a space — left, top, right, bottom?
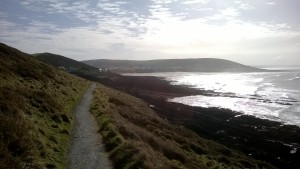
34, 52, 115, 86
34, 53, 99, 73
91, 84, 275, 169
99, 75, 300, 169
3, 43, 295, 168
0, 43, 89, 168
82, 58, 265, 73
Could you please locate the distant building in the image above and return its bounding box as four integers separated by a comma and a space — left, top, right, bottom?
99, 68, 108, 72
58, 66, 66, 70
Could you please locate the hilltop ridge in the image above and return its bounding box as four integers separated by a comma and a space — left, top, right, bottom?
34, 53, 99, 73
33, 52, 118, 84
82, 58, 264, 73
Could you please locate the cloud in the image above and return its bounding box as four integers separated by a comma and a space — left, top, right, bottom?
220, 8, 239, 17
0, 11, 7, 17
19, 0, 98, 23
181, 0, 210, 5
0, 0, 299, 65
0, 20, 17, 28
97, 1, 127, 14
237, 3, 254, 10
266, 1, 276, 5
138, 17, 299, 56
13, 0, 146, 46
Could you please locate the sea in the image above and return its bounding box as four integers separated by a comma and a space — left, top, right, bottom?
124, 66, 300, 127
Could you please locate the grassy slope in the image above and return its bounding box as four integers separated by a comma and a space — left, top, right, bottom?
0, 43, 89, 169
83, 58, 262, 73
34, 53, 99, 72
34, 52, 117, 85
91, 84, 275, 169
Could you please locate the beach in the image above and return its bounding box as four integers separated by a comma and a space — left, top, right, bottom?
98, 75, 300, 169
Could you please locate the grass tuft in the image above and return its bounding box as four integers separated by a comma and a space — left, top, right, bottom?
0, 43, 89, 168
91, 83, 276, 169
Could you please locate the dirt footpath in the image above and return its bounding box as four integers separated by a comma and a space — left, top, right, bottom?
68, 83, 112, 169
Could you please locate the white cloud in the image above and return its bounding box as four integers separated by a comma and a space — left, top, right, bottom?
19, 0, 98, 22
97, 1, 126, 13
266, 1, 276, 5
181, 0, 210, 5
220, 8, 239, 17
238, 3, 254, 10
152, 0, 178, 4
1, 0, 299, 65
138, 17, 299, 55
0, 20, 17, 28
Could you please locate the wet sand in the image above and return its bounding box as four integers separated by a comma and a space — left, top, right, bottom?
97, 75, 300, 169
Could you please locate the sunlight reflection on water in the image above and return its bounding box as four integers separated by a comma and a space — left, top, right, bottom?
124, 72, 300, 126
169, 95, 285, 121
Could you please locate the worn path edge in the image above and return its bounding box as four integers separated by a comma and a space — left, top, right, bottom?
68, 83, 112, 169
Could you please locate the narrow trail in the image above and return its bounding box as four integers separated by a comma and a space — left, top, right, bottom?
68, 83, 112, 169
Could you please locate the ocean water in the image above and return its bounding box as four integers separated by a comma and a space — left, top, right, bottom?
124, 70, 300, 126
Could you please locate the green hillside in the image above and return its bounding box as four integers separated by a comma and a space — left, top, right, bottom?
34, 52, 117, 85
0, 43, 275, 169
91, 84, 275, 169
34, 53, 99, 73
0, 43, 89, 168
82, 58, 264, 73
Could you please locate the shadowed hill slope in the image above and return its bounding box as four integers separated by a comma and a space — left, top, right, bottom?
82, 58, 264, 73
34, 52, 118, 85
0, 43, 89, 168
34, 53, 99, 73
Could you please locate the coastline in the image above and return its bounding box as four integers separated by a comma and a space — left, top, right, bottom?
97, 75, 300, 169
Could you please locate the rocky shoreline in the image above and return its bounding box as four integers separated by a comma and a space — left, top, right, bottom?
96, 75, 300, 169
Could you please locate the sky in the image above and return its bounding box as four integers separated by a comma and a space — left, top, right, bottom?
0, 0, 300, 65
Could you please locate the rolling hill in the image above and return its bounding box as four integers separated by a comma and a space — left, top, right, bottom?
34, 52, 119, 85
34, 53, 99, 73
1, 43, 276, 169
82, 58, 264, 73
0, 43, 89, 168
